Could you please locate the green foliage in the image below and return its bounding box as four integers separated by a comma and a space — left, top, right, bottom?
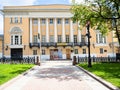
71, 0, 120, 36
78, 63, 120, 88
0, 64, 34, 85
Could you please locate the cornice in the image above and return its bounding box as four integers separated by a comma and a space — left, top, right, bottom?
3, 8, 70, 12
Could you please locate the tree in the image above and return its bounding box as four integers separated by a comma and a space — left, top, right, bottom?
71, 0, 120, 45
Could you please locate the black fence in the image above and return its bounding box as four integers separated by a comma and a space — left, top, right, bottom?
0, 57, 35, 64
76, 56, 120, 63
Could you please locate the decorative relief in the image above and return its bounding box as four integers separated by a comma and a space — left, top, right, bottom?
10, 27, 22, 34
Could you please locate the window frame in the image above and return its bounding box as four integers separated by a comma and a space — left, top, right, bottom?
58, 35, 62, 43
57, 18, 61, 24
33, 50, 37, 55
83, 49, 86, 54
49, 18, 53, 24
42, 49, 45, 55
66, 35, 69, 43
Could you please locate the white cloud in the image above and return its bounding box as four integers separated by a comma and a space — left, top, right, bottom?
0, 0, 36, 8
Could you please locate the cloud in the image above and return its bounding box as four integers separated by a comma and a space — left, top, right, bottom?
0, 0, 36, 8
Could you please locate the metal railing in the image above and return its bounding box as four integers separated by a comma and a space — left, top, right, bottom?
75, 56, 120, 63
0, 56, 35, 64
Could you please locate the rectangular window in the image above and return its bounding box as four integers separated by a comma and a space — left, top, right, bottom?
15, 36, 19, 45
41, 19, 46, 24
20, 36, 22, 44
33, 19, 38, 25
50, 35, 54, 42
100, 48, 104, 54
11, 36, 13, 45
33, 50, 37, 55
96, 34, 98, 43
66, 35, 69, 43
20, 17, 22, 23
42, 49, 45, 55
10, 17, 13, 23
81, 35, 85, 42
97, 33, 106, 44
74, 49, 78, 54
42, 35, 46, 42
33, 35, 38, 43
65, 19, 69, 24
83, 49, 86, 54
57, 18, 61, 24
74, 35, 77, 43
14, 17, 18, 23
58, 35, 62, 43
49, 18, 53, 24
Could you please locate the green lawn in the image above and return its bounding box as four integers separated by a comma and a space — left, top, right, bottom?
0, 64, 34, 85
78, 62, 120, 88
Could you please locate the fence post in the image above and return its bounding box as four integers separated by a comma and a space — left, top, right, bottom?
72, 56, 77, 65
28, 56, 29, 64
34, 56, 35, 64
36, 56, 40, 66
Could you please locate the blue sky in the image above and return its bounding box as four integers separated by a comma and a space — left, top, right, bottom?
0, 0, 83, 34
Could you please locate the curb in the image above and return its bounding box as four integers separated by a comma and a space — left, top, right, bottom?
0, 65, 37, 90
76, 66, 120, 90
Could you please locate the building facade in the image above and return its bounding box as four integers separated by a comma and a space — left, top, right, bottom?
1, 4, 116, 60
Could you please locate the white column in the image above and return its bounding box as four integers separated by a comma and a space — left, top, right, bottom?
62, 18, 65, 42
78, 21, 81, 42
38, 18, 40, 42
13, 35, 15, 45
70, 19, 73, 42
18, 35, 20, 45
30, 18, 32, 43
54, 18, 57, 42
98, 34, 99, 43
46, 18, 49, 42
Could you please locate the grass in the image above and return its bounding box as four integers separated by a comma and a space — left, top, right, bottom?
0, 63, 34, 85
78, 62, 120, 88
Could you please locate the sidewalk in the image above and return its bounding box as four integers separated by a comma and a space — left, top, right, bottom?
0, 61, 112, 90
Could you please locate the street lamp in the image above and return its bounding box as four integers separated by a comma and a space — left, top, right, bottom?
86, 21, 92, 67
38, 33, 41, 65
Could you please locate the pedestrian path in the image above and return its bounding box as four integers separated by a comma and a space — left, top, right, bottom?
0, 61, 110, 90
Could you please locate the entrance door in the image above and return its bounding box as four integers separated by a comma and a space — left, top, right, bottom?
11, 48, 23, 59
50, 49, 54, 60
66, 49, 71, 59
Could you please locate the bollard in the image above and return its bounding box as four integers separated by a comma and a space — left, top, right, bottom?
36, 56, 40, 66
72, 56, 77, 65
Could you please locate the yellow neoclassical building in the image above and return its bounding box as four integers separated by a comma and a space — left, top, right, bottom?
1, 4, 117, 60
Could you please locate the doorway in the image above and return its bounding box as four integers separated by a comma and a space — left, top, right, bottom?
11, 48, 23, 59
66, 49, 71, 59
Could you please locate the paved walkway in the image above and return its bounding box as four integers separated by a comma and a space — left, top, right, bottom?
0, 61, 110, 90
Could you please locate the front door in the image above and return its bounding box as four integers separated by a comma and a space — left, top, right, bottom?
66, 49, 71, 59
50, 49, 54, 60
11, 48, 23, 59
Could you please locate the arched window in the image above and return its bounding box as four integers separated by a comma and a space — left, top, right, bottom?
10, 27, 22, 45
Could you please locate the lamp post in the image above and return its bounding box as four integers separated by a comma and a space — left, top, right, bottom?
86, 21, 92, 67
38, 33, 41, 65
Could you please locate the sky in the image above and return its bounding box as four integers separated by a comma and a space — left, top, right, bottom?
0, 0, 84, 34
